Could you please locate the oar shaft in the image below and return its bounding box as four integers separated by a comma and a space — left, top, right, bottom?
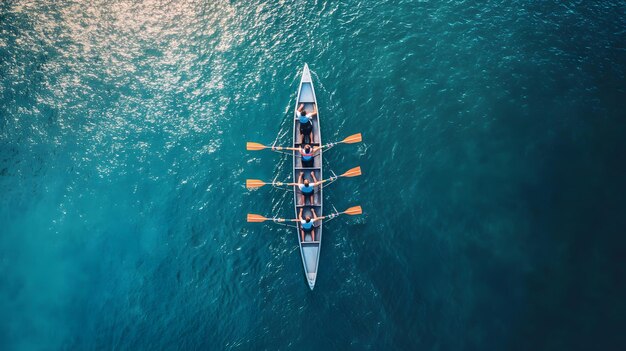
318, 167, 360, 184
248, 215, 294, 223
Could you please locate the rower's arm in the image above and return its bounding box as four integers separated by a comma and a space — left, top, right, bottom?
275, 218, 300, 223
298, 172, 304, 183
315, 178, 329, 185
316, 212, 338, 221
299, 208, 303, 220
311, 172, 318, 183
280, 218, 300, 222
272, 146, 297, 151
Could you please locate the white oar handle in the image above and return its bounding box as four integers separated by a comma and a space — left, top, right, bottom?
325, 212, 340, 220
319, 176, 338, 185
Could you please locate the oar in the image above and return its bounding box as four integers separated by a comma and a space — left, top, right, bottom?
246, 214, 294, 223
320, 166, 362, 184
246, 166, 361, 189
245, 179, 287, 189
246, 133, 362, 151
321, 133, 362, 148
341, 205, 363, 215
246, 142, 273, 151
247, 206, 362, 223
246, 142, 291, 151
340, 133, 362, 144
340, 166, 362, 178
321, 205, 363, 220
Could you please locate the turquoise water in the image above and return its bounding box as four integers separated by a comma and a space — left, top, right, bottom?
1, 0, 626, 349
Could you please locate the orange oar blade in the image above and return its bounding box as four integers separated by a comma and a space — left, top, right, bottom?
342, 166, 362, 178
246, 179, 267, 189
247, 214, 269, 222
343, 206, 363, 215
246, 142, 267, 151
342, 133, 362, 144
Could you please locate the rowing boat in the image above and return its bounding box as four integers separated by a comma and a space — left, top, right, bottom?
294, 63, 322, 290
245, 65, 364, 290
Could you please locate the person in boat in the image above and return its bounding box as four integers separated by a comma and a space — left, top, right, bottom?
276, 143, 320, 167
299, 207, 319, 242
297, 171, 318, 205
299, 144, 317, 167
284, 171, 320, 204
296, 103, 317, 144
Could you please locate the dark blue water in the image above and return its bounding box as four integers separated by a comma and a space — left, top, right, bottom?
1, 0, 625, 350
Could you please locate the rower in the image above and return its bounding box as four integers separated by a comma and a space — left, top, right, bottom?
299, 144, 317, 167
276, 144, 319, 167
296, 103, 317, 144
276, 171, 320, 204
296, 171, 318, 205
299, 207, 319, 242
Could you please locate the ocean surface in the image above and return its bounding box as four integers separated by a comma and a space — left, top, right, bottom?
1, 0, 626, 350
